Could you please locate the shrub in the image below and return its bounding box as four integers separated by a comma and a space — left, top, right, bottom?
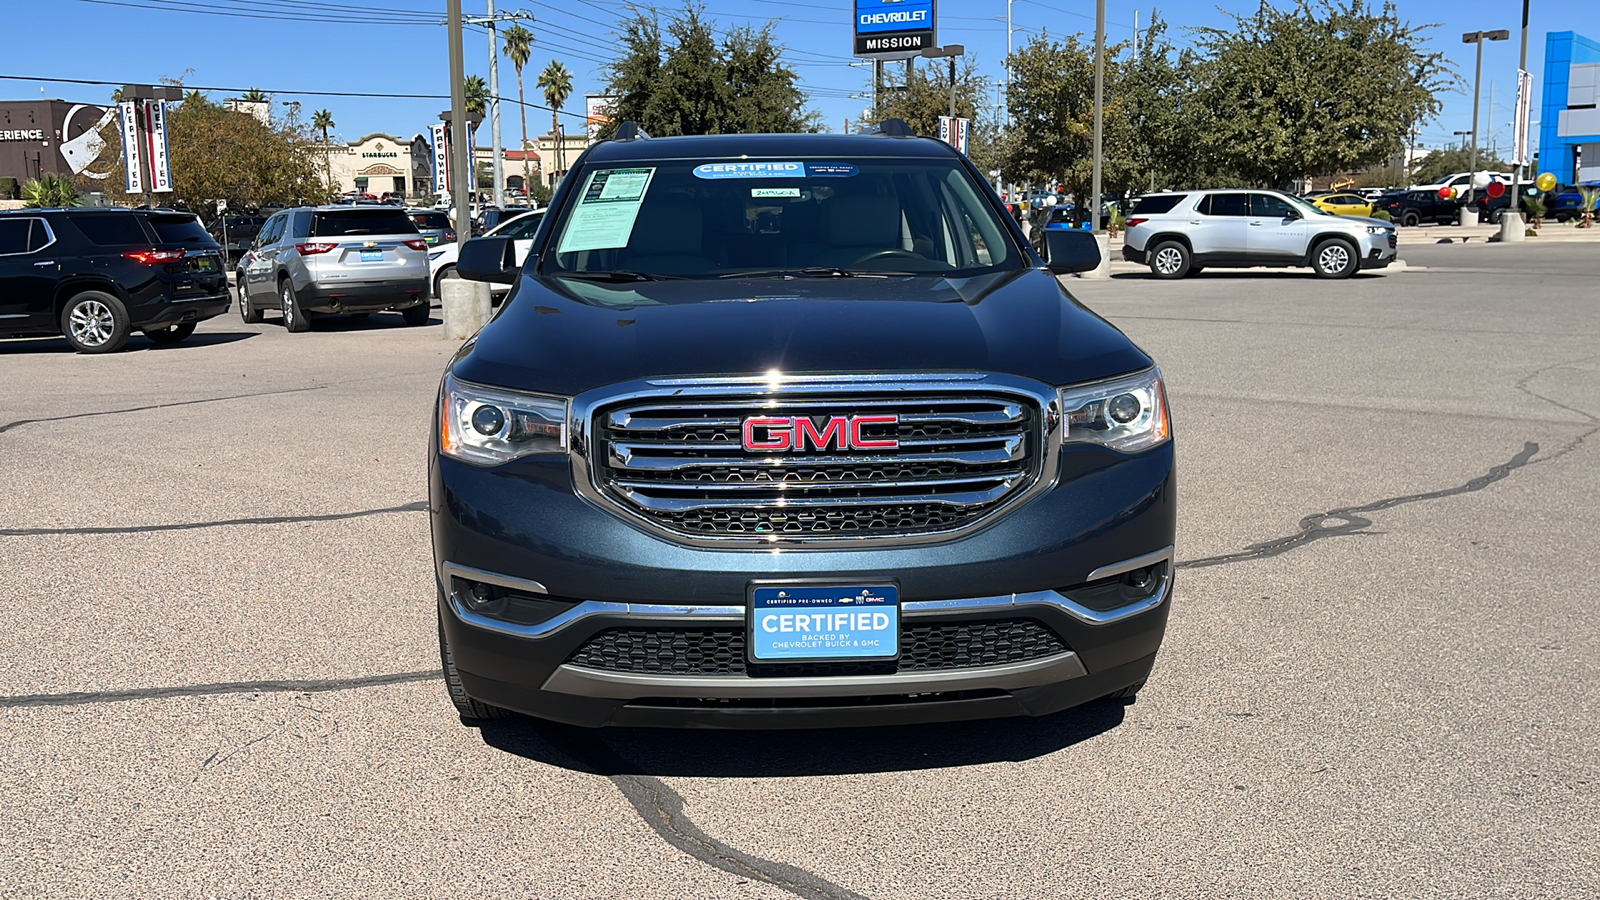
0, 177, 17, 199
1371, 208, 1392, 222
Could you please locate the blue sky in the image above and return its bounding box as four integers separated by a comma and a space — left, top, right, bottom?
5, 0, 1590, 158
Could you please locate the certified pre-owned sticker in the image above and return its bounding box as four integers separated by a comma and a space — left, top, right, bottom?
693, 161, 804, 179
806, 163, 859, 177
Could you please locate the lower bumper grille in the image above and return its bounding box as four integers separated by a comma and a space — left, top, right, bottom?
566, 619, 1069, 677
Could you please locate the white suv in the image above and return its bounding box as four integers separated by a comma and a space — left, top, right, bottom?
1122, 190, 1397, 280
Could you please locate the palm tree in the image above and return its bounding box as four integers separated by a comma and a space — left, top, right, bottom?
240, 88, 269, 102
464, 75, 489, 117
183, 90, 206, 106
311, 109, 337, 195
537, 60, 572, 187
502, 24, 534, 197
21, 173, 81, 208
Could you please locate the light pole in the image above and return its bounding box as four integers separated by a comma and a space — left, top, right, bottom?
1091, 0, 1105, 233
1462, 29, 1510, 205
919, 44, 965, 121
1509, 0, 1532, 230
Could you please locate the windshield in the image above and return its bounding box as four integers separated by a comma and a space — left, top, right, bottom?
313, 210, 419, 237
542, 157, 1020, 280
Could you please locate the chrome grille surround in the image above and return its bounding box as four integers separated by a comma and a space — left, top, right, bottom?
569, 374, 1062, 549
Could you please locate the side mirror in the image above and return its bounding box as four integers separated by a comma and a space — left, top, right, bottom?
1042, 228, 1101, 275
1284, 208, 1303, 220
457, 236, 518, 284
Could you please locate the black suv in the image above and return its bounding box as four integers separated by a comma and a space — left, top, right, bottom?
1378, 190, 1460, 227
0, 208, 228, 352
432, 123, 1175, 728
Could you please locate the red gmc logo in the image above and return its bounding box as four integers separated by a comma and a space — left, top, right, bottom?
742, 415, 900, 452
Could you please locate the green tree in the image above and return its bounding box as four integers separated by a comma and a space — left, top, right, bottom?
183, 90, 206, 106
1002, 31, 1140, 200
311, 109, 335, 144
1118, 14, 1209, 191
240, 88, 269, 103
502, 24, 536, 193
537, 60, 573, 181
464, 75, 489, 117
868, 58, 998, 174
601, 4, 814, 138
1410, 146, 1510, 186
21, 173, 81, 208
1191, 0, 1452, 188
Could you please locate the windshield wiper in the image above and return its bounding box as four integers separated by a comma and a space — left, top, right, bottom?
718, 267, 915, 279
559, 270, 674, 282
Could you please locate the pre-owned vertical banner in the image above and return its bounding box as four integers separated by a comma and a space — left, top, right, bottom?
430, 123, 449, 195
119, 101, 143, 193
1513, 69, 1533, 167
939, 116, 970, 155
145, 100, 173, 193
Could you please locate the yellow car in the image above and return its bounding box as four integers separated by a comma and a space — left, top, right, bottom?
1312, 193, 1375, 217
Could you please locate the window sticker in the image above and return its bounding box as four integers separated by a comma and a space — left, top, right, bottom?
693, 161, 804, 179
806, 163, 859, 177
556, 167, 655, 254
752, 187, 801, 198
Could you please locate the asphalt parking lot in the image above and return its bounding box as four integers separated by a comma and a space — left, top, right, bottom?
3, 240, 1597, 898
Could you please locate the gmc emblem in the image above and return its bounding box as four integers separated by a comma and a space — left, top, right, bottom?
742, 415, 900, 452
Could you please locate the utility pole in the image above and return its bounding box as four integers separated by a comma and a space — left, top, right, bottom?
486, 0, 503, 208
1091, 0, 1105, 233
447, 1, 471, 259
1005, 0, 1014, 130
460, 6, 532, 208
1134, 10, 1140, 58
1510, 0, 1531, 223
873, 59, 883, 117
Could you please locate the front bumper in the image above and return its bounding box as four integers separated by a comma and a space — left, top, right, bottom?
432, 437, 1176, 728
1357, 231, 1398, 270
299, 278, 429, 313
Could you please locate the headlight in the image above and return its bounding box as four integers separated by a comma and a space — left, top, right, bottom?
1059, 367, 1171, 453
439, 374, 567, 465
428, 251, 446, 261
1365, 225, 1389, 235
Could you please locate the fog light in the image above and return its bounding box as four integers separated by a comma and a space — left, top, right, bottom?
1108, 393, 1142, 424
470, 404, 506, 436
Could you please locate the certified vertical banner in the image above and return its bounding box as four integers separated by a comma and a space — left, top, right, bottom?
1513, 68, 1533, 167
118, 101, 143, 193
430, 122, 449, 194
145, 100, 173, 193
938, 116, 970, 155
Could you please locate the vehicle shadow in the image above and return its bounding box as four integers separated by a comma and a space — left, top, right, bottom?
475, 700, 1131, 777
1110, 270, 1389, 281
0, 331, 258, 354
307, 312, 436, 331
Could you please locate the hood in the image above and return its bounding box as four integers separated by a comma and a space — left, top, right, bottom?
451, 268, 1153, 396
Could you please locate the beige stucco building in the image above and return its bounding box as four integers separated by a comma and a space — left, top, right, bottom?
319, 133, 432, 198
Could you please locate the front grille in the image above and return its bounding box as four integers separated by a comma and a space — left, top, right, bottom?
566, 619, 1069, 676
593, 390, 1039, 542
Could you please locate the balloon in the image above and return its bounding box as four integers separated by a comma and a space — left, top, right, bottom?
1537, 172, 1558, 192
1472, 172, 1492, 188
1486, 180, 1506, 198
1438, 185, 1455, 200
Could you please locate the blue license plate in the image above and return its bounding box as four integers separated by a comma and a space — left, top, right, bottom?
749, 584, 899, 662
360, 250, 383, 262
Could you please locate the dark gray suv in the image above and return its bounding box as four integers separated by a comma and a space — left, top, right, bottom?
237, 206, 431, 331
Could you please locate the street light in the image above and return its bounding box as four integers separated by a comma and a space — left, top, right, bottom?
1462, 29, 1510, 205
919, 44, 965, 120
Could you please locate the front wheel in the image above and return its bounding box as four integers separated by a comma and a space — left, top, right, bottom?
439, 614, 510, 722
61, 290, 131, 353
239, 278, 262, 324
280, 280, 309, 333
1148, 241, 1190, 280
1311, 239, 1357, 279
143, 322, 196, 345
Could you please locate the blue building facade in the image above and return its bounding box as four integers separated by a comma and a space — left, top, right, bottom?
1540, 31, 1600, 185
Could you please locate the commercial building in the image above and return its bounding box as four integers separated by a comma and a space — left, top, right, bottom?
1540, 31, 1600, 184
0, 99, 118, 193
319, 133, 432, 198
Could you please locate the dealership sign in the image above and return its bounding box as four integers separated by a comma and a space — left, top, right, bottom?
854, 0, 936, 58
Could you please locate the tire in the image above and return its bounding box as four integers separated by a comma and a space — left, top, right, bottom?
238, 278, 262, 324
1101, 679, 1146, 701
1311, 238, 1358, 279
401, 302, 431, 326
1147, 241, 1190, 279
1401, 212, 1421, 227
60, 290, 131, 354
1489, 209, 1504, 225
434, 265, 458, 300
438, 614, 511, 721
279, 279, 309, 333
143, 322, 196, 345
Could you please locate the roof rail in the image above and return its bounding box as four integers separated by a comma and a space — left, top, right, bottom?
869, 118, 916, 138
614, 121, 650, 141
